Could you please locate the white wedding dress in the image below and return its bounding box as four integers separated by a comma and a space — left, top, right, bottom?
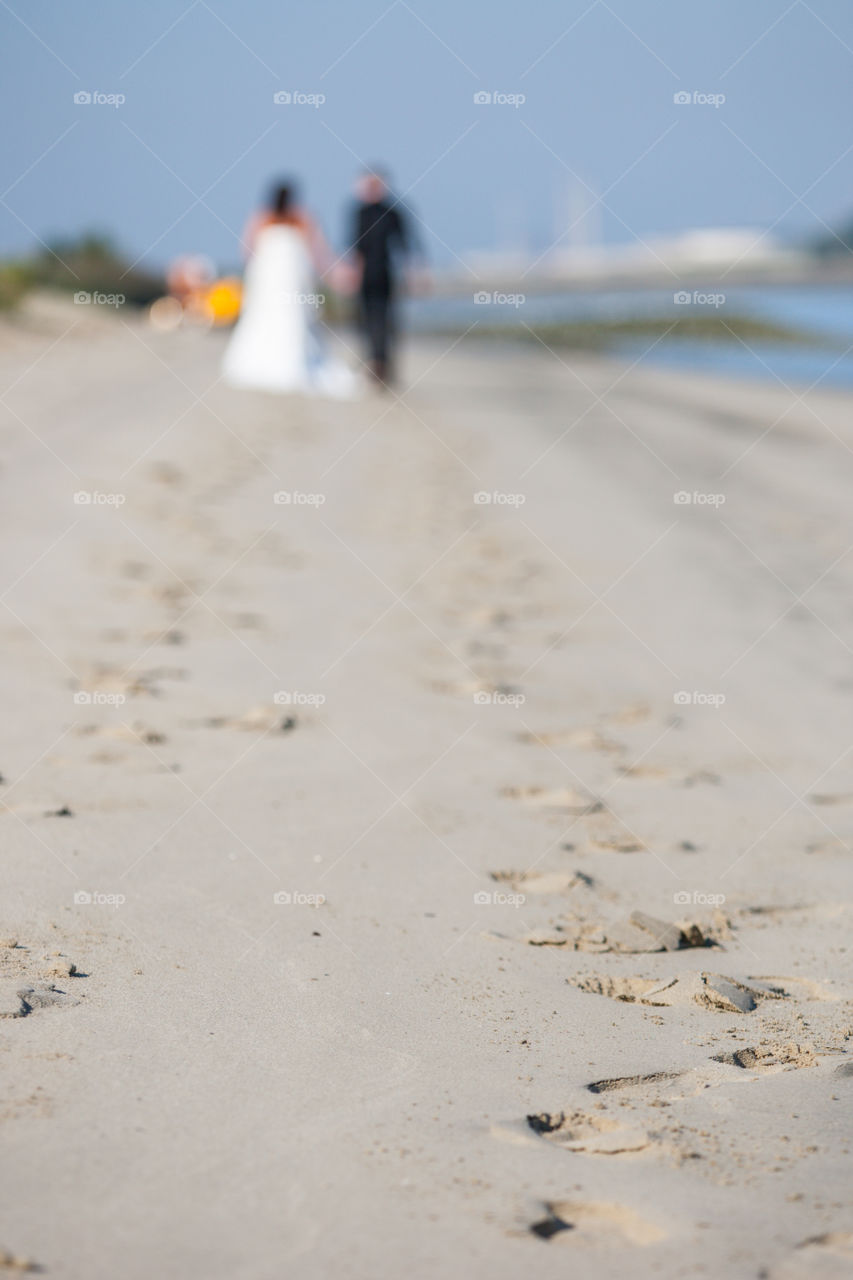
223, 223, 357, 397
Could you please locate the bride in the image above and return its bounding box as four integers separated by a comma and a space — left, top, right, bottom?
223, 180, 358, 398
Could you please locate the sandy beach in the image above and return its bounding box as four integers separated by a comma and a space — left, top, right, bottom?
1, 297, 852, 1279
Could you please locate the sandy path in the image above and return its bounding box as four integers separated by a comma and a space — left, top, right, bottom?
1, 301, 852, 1279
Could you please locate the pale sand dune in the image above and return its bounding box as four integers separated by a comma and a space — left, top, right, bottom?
0, 301, 852, 1278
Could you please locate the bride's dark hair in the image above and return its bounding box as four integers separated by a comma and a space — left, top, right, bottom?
269, 181, 297, 215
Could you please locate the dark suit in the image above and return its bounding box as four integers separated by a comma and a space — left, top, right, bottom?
350, 198, 410, 379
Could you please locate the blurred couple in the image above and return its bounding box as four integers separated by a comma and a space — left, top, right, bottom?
223, 168, 421, 397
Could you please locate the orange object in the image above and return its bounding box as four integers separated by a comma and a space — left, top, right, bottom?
204, 277, 242, 327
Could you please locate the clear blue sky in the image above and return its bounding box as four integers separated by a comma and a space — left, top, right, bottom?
2, 0, 852, 271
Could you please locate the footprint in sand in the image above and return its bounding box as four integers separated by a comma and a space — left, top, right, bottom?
529, 1199, 665, 1245
613, 764, 721, 788
773, 1232, 853, 1279
189, 706, 301, 733
809, 792, 853, 806
616, 763, 672, 781
585, 1069, 686, 1097
569, 971, 788, 1014
119, 560, 151, 580
518, 727, 625, 755
148, 462, 186, 487
149, 581, 193, 608
806, 837, 853, 856
605, 703, 652, 726
432, 678, 522, 701
229, 612, 265, 631
738, 903, 851, 928
584, 1043, 817, 1101
525, 911, 723, 954
748, 975, 842, 1003
682, 769, 722, 787
502, 785, 603, 816
489, 868, 600, 897
710, 1042, 817, 1069
75, 722, 167, 746
0, 1248, 38, 1272
0, 984, 79, 1018
141, 627, 186, 646
526, 1109, 652, 1156
73, 664, 187, 702
583, 813, 645, 852
0, 942, 84, 1018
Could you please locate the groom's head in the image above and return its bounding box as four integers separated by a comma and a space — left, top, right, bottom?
357, 167, 389, 204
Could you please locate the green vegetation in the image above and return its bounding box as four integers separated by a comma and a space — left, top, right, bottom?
0, 262, 33, 310
0, 233, 164, 310
462, 312, 838, 352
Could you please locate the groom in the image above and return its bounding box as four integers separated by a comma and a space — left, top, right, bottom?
348, 167, 419, 386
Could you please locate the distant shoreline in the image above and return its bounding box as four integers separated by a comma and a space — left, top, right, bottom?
424, 260, 853, 299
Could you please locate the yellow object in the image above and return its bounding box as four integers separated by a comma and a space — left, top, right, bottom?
205, 277, 242, 326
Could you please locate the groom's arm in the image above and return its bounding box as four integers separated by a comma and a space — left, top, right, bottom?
395, 204, 426, 264
393, 205, 429, 292
347, 203, 365, 262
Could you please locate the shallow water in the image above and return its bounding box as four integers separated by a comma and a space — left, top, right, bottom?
409, 283, 853, 387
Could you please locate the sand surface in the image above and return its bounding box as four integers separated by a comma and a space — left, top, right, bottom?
1, 297, 852, 1278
